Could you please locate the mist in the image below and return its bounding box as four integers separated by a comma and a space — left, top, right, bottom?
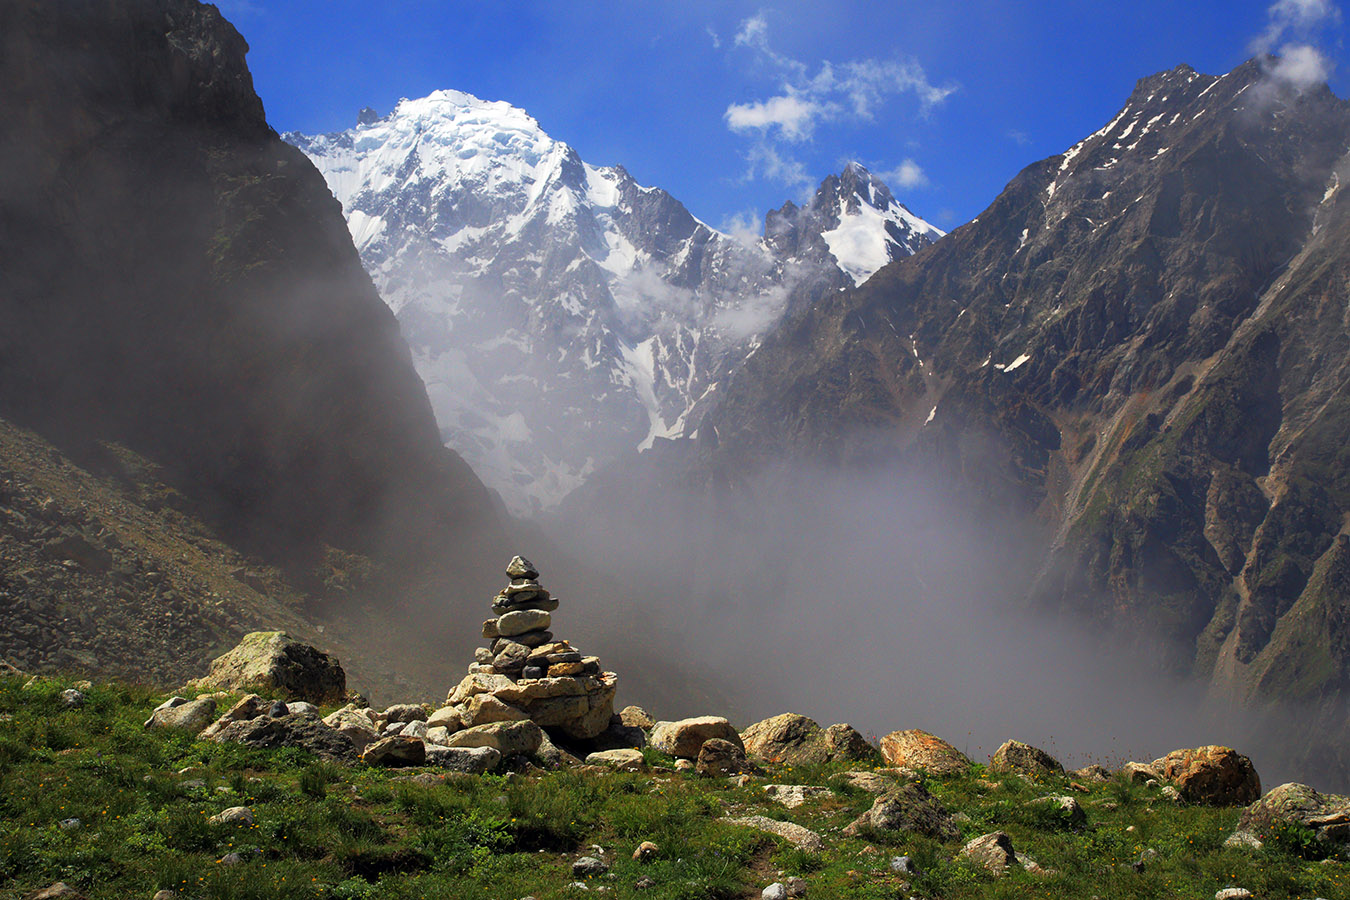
540, 455, 1340, 790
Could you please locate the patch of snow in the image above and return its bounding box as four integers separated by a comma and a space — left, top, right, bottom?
924, 405, 938, 425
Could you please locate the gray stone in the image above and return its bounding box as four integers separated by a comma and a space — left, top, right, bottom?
207, 712, 357, 761
1236, 781, 1350, 845
362, 735, 426, 767
267, 700, 289, 717
25, 884, 85, 899
572, 856, 608, 878
208, 806, 254, 825
145, 697, 217, 735
722, 815, 825, 852
762, 885, 787, 900
400, 720, 429, 740
890, 855, 918, 874
286, 701, 319, 717
382, 703, 427, 724
444, 720, 544, 756
697, 738, 753, 777
521, 666, 545, 679
506, 555, 539, 579
843, 782, 957, 840
322, 706, 380, 752
424, 745, 501, 773
492, 641, 531, 671
60, 689, 84, 708
763, 784, 832, 808
58, 818, 80, 831
1214, 890, 1253, 900
989, 740, 1064, 777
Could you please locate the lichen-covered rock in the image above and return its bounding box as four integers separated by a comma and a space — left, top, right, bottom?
1236, 782, 1350, 845
696, 738, 753, 777
843, 782, 957, 839
585, 749, 645, 771
322, 706, 380, 752
879, 729, 970, 776
959, 831, 1017, 876
741, 713, 822, 764
619, 705, 655, 729
444, 720, 544, 756
362, 735, 426, 767
424, 745, 501, 773
199, 694, 268, 740
1119, 761, 1160, 784
989, 740, 1064, 777
188, 632, 345, 703
650, 716, 743, 759
1152, 746, 1260, 806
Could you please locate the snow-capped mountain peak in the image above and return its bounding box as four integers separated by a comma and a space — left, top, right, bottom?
287, 93, 941, 514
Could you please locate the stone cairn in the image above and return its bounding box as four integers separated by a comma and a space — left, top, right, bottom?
450, 555, 618, 741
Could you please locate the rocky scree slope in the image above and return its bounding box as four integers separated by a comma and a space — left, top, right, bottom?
0, 0, 502, 576
289, 97, 941, 514
687, 60, 1350, 769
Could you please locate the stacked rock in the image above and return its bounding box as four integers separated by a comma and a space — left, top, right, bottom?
452, 555, 617, 741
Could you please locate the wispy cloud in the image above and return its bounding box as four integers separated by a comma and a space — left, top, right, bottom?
706, 26, 721, 49
726, 11, 955, 187
1006, 129, 1031, 147
1252, 0, 1341, 91
879, 159, 929, 190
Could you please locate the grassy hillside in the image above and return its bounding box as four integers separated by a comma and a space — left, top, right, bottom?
2, 674, 1346, 900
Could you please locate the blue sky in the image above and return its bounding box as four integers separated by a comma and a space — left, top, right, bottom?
220, 0, 1347, 232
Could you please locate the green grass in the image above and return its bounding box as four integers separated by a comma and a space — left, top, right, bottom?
0, 674, 1348, 899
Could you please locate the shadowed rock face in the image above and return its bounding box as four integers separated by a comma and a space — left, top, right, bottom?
0, 0, 499, 573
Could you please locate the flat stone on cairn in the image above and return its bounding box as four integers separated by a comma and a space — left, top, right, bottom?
447, 556, 618, 741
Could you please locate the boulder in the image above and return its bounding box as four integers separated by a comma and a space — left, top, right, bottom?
741, 713, 823, 765
843, 783, 958, 840
820, 723, 879, 763
879, 729, 970, 776
444, 720, 544, 756
959, 831, 1017, 876
322, 706, 380, 752
206, 713, 357, 761
382, 703, 428, 724
1235, 782, 1350, 845
144, 697, 217, 735
586, 749, 646, 771
426, 705, 464, 730
1152, 746, 1260, 805
362, 735, 426, 767
1120, 761, 1160, 784
989, 740, 1064, 777
424, 745, 501, 774
650, 716, 743, 759
188, 632, 346, 703
696, 738, 753, 777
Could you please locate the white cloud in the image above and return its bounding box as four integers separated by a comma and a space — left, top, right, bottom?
880, 159, 929, 189
1249, 0, 1341, 92
719, 210, 765, 247
706, 26, 721, 49
725, 11, 955, 186
726, 93, 824, 141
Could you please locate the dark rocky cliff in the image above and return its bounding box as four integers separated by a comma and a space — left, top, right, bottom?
0, 0, 500, 571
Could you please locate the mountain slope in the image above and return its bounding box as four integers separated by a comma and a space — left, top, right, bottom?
0, 0, 501, 574
289, 99, 940, 513
687, 59, 1350, 741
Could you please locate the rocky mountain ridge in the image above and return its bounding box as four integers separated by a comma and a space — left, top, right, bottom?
289, 98, 941, 514
674, 57, 1350, 778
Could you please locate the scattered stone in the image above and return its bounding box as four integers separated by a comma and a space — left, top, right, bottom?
764, 784, 832, 808
879, 729, 970, 776
153, 891, 179, 900
696, 737, 753, 777
188, 631, 346, 703
60, 689, 84, 708
633, 841, 659, 861
843, 782, 958, 839
820, 723, 879, 763
1070, 764, 1111, 782
959, 831, 1017, 876
1214, 890, 1253, 900
200, 694, 269, 740
1161, 785, 1181, 802
572, 856, 609, 878
208, 806, 254, 826
218, 848, 261, 865
762, 884, 787, 900
832, 770, 892, 793
741, 713, 876, 766
723, 815, 825, 852
1224, 831, 1264, 850
586, 749, 645, 771
1152, 746, 1260, 806
382, 703, 427, 724
1120, 761, 1160, 784
286, 701, 319, 717
0, 660, 25, 679
362, 735, 426, 767
650, 716, 743, 759
321, 706, 380, 752
207, 713, 357, 761
674, 759, 694, 772
989, 740, 1063, 777
890, 855, 918, 874
400, 720, 429, 740
427, 705, 463, 730
619, 705, 655, 729
634, 876, 655, 889
268, 700, 289, 718
424, 745, 502, 773
58, 818, 80, 831
1024, 795, 1087, 829
24, 884, 85, 899
145, 697, 217, 735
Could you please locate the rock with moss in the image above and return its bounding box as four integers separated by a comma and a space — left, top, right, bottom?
990, 739, 1064, 777
651, 716, 743, 759
843, 782, 958, 839
1234, 782, 1350, 846
206, 712, 357, 762
144, 697, 217, 734
879, 729, 970, 776
1152, 745, 1260, 805
188, 632, 346, 703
